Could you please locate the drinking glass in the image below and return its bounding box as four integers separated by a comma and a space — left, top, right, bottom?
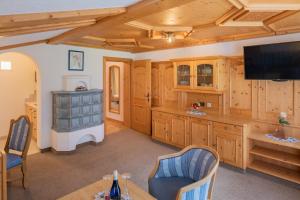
102, 174, 113, 199
122, 173, 132, 200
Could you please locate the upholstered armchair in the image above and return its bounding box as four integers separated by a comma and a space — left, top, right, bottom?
149, 145, 219, 200
4, 116, 32, 189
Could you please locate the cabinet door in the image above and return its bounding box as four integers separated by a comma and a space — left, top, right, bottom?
170, 115, 189, 147
194, 60, 218, 90
214, 132, 242, 167
152, 118, 169, 142
190, 119, 210, 146
174, 61, 193, 89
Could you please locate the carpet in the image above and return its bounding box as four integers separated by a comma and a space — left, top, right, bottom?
7, 129, 300, 200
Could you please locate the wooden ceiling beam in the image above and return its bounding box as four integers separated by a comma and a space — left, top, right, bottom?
226, 0, 245, 9
47, 0, 198, 44
264, 10, 300, 25
0, 20, 95, 37
215, 7, 242, 25
0, 39, 47, 51
0, 8, 125, 24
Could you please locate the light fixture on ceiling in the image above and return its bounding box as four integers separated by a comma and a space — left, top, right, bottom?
166, 32, 175, 43
0, 61, 12, 70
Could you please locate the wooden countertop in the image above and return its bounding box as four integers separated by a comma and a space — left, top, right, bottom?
151, 107, 251, 126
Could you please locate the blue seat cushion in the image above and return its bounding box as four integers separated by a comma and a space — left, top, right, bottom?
7, 153, 23, 169
149, 177, 195, 200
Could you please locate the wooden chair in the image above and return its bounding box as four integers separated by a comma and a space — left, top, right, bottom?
4, 116, 32, 189
149, 145, 220, 200
0, 150, 7, 200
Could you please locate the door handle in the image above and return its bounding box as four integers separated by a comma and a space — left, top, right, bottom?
145, 93, 150, 103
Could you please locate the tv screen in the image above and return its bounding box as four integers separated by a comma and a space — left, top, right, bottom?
244, 41, 300, 80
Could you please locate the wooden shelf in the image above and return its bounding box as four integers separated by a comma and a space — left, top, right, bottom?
248, 132, 300, 150
173, 88, 223, 95
248, 160, 300, 184
250, 146, 300, 167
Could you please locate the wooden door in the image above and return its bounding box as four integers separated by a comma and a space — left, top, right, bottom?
131, 60, 152, 135
214, 132, 242, 167
190, 118, 210, 146
170, 115, 189, 147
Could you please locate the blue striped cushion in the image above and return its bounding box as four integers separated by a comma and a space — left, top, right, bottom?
8, 117, 30, 152
155, 149, 216, 181
181, 181, 210, 200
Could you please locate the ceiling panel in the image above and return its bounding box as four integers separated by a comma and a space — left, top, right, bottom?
137, 0, 233, 26
0, 0, 140, 15
270, 12, 300, 31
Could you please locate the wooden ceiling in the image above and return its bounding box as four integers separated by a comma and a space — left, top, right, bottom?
1, 0, 300, 52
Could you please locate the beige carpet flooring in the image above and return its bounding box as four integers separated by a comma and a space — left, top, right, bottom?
7, 129, 300, 200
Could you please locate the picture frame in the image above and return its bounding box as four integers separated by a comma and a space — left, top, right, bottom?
68, 50, 84, 71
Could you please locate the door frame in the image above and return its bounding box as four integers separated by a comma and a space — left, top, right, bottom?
103, 57, 133, 130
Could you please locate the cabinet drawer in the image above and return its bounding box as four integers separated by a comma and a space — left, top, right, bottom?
152, 111, 171, 119
213, 122, 242, 135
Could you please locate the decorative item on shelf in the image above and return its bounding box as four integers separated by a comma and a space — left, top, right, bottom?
274, 112, 289, 139
187, 102, 207, 116
75, 81, 88, 91
68, 50, 84, 71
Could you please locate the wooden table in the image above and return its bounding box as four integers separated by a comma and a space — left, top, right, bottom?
58, 178, 156, 200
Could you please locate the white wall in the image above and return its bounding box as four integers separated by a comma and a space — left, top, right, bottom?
0, 44, 134, 149
135, 32, 300, 61
0, 52, 36, 137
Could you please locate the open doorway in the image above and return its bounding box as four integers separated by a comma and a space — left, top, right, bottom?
103, 57, 131, 135
0, 52, 40, 154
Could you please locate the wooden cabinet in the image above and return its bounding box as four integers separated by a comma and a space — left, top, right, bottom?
170, 115, 189, 147
174, 61, 193, 89
152, 111, 188, 148
212, 122, 243, 168
151, 110, 248, 169
152, 111, 171, 142
190, 118, 211, 146
173, 58, 228, 92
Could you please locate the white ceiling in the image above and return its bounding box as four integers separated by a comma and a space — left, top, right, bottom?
0, 0, 140, 15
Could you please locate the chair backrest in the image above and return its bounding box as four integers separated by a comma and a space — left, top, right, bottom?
0, 150, 7, 200
155, 148, 217, 181
5, 116, 32, 158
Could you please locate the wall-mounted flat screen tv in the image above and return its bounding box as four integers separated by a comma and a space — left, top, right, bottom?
244, 41, 300, 80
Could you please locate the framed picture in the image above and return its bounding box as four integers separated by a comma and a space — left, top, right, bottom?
68, 50, 84, 71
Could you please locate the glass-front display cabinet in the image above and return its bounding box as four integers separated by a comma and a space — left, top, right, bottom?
173, 59, 224, 92
174, 61, 193, 89
194, 60, 217, 90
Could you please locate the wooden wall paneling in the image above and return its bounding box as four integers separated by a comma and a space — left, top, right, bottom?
185, 93, 222, 114
161, 62, 179, 107
294, 81, 300, 126
257, 80, 296, 124
229, 59, 252, 117
151, 62, 161, 106
251, 80, 259, 119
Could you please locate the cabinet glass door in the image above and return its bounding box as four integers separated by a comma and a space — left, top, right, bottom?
196, 64, 214, 88
177, 65, 191, 87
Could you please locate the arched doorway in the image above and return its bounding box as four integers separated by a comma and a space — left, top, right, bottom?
0, 52, 41, 153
